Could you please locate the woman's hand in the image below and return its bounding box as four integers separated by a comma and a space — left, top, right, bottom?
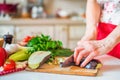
74, 39, 114, 67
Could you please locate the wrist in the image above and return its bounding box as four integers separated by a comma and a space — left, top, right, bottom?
82, 28, 97, 41
105, 32, 120, 47
105, 25, 120, 47
102, 37, 116, 50
81, 35, 96, 41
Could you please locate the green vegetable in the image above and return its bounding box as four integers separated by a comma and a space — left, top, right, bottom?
47, 48, 74, 62
9, 47, 30, 62
27, 34, 73, 62
27, 34, 63, 53
51, 48, 74, 57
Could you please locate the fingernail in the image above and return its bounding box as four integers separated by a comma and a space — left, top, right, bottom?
76, 62, 79, 65
74, 59, 76, 62
81, 64, 84, 68
76, 63, 78, 65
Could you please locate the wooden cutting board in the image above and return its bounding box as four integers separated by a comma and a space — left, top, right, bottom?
26, 64, 99, 76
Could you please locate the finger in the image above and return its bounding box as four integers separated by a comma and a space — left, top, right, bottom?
76, 50, 89, 65
80, 52, 96, 67
74, 47, 84, 62
74, 47, 83, 62
83, 52, 89, 58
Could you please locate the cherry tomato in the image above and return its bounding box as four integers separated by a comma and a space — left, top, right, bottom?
23, 36, 32, 42
3, 59, 16, 71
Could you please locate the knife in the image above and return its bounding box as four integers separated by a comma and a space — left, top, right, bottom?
60, 54, 75, 67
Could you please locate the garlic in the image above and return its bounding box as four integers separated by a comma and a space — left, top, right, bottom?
5, 44, 21, 55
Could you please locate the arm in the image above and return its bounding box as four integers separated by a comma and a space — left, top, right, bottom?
104, 25, 120, 49
80, 25, 120, 67
81, 0, 101, 41
74, 0, 120, 67
75, 25, 120, 67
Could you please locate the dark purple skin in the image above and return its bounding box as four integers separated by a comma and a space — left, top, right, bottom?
60, 55, 100, 69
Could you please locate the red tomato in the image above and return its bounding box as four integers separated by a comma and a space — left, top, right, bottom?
23, 36, 32, 42
3, 59, 16, 71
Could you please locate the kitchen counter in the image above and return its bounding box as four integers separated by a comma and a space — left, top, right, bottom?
0, 55, 120, 80
0, 18, 85, 25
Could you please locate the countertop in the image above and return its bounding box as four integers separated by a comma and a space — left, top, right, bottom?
0, 18, 85, 25
0, 55, 120, 80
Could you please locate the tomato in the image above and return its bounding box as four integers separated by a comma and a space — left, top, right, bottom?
23, 36, 32, 42
3, 59, 16, 71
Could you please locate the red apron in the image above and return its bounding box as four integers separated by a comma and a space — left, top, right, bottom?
97, 22, 120, 59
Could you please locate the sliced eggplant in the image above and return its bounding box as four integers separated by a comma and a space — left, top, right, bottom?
28, 51, 51, 69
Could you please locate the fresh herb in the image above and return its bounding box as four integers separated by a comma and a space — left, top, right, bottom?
50, 48, 73, 57
47, 48, 73, 62
27, 34, 73, 62
27, 34, 63, 54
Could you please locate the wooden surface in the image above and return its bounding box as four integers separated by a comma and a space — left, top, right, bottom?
26, 64, 99, 76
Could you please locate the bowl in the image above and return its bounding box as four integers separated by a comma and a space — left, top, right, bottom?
0, 3, 18, 13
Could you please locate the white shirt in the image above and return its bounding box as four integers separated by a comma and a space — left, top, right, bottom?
97, 0, 120, 25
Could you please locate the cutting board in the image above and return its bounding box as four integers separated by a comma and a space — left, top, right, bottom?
26, 64, 99, 76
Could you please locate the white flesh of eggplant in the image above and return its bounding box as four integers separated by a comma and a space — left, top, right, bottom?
28, 51, 51, 69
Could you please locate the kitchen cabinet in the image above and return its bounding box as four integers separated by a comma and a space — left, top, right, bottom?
68, 24, 86, 49
68, 40, 78, 49
54, 25, 68, 48
15, 25, 69, 48
0, 25, 15, 37
0, 25, 15, 43
15, 25, 54, 42
69, 25, 85, 40
15, 24, 85, 49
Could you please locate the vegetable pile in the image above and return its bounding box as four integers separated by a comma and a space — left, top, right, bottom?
0, 34, 73, 73
27, 34, 73, 62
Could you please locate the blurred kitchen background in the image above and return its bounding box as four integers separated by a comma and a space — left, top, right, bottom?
0, 0, 86, 49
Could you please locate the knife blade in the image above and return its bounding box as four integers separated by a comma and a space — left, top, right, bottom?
60, 54, 75, 67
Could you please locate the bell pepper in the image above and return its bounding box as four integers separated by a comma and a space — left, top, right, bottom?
0, 48, 7, 66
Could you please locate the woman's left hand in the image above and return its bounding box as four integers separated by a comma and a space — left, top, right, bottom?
74, 39, 114, 67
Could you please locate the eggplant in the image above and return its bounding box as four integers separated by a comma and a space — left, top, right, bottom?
61, 55, 102, 69
28, 51, 51, 69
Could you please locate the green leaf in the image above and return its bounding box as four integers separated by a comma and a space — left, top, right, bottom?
26, 34, 72, 63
